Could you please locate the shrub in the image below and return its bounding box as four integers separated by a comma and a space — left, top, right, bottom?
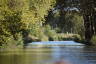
72, 35, 81, 42
44, 25, 58, 41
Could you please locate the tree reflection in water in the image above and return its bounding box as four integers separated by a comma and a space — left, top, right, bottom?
54, 59, 71, 64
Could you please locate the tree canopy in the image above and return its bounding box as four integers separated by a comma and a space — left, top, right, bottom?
0, 0, 55, 47
0, 0, 96, 47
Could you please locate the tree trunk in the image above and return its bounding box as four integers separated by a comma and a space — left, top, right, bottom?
92, 10, 96, 34
83, 14, 92, 45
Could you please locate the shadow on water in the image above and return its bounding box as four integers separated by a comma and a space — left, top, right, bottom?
0, 41, 96, 64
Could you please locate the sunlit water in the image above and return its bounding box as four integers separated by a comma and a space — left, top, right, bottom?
0, 41, 96, 64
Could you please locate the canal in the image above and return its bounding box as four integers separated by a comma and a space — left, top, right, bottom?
0, 41, 96, 64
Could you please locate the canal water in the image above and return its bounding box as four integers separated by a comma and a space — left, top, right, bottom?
0, 41, 96, 64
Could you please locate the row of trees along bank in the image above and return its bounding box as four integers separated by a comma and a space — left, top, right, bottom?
0, 0, 96, 48
45, 0, 96, 45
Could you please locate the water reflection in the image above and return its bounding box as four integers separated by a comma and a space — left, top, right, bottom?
0, 42, 96, 64
54, 60, 70, 64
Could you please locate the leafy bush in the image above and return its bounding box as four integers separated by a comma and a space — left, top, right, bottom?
0, 33, 23, 49
72, 35, 81, 42
44, 25, 58, 41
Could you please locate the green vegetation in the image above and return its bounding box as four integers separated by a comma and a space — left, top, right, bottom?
0, 0, 56, 48
43, 25, 58, 41
45, 0, 96, 45
0, 0, 96, 49
91, 35, 96, 45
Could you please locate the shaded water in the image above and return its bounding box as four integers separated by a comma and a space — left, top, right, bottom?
0, 41, 96, 64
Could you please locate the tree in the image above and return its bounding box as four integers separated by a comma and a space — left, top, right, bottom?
80, 0, 96, 44
0, 0, 56, 47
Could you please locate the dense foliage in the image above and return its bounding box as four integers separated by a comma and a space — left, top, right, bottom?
0, 0, 55, 47
0, 0, 96, 48
45, 0, 96, 45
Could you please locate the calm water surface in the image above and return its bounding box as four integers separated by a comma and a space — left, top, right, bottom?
0, 41, 96, 64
